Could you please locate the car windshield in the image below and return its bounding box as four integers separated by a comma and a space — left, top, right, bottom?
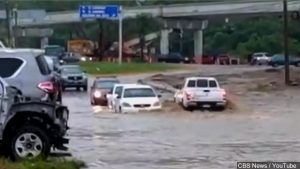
45, 47, 64, 57
123, 88, 156, 98
62, 67, 82, 74
95, 80, 119, 89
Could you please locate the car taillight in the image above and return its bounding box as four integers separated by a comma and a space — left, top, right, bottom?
222, 90, 227, 100
184, 91, 193, 100
38, 81, 54, 93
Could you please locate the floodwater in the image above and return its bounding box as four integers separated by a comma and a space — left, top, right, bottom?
63, 66, 300, 169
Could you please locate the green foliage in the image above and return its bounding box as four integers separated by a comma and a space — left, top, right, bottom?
79, 62, 180, 75
0, 158, 85, 169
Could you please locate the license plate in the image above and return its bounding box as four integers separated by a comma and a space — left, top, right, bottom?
202, 104, 211, 108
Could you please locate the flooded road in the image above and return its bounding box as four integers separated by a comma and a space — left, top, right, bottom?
63, 66, 300, 169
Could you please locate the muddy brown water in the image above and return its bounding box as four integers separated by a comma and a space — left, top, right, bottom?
63, 87, 300, 169
63, 66, 300, 169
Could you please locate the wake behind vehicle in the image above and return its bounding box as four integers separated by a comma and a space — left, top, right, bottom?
269, 54, 300, 67
58, 65, 88, 91
90, 77, 120, 106
0, 77, 69, 160
174, 77, 227, 111
114, 84, 162, 113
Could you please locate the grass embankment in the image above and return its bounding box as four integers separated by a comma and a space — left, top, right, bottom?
79, 62, 183, 75
0, 158, 85, 169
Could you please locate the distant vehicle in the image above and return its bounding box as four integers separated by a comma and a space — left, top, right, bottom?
44, 45, 65, 60
61, 52, 81, 64
217, 54, 230, 65
58, 65, 88, 91
201, 55, 215, 64
90, 77, 120, 106
157, 53, 195, 64
108, 83, 133, 110
0, 77, 69, 160
174, 77, 227, 111
114, 84, 162, 113
251, 52, 272, 65
269, 54, 300, 67
0, 49, 62, 103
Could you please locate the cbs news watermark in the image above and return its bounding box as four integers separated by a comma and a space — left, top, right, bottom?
237, 162, 300, 169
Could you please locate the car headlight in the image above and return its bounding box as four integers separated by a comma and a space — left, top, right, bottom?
80, 57, 87, 61
185, 57, 188, 61
122, 102, 131, 107
153, 101, 161, 106
62, 76, 68, 79
94, 91, 101, 98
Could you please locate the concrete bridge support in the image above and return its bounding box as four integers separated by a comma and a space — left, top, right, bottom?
40, 37, 49, 48
159, 18, 208, 57
160, 29, 169, 55
193, 30, 203, 57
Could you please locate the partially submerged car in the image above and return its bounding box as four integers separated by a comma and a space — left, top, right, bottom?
0, 77, 69, 160
90, 77, 120, 106
174, 77, 227, 111
114, 84, 162, 113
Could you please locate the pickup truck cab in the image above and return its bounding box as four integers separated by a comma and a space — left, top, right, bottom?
174, 77, 227, 111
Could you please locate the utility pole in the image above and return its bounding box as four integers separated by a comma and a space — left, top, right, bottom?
5, 0, 13, 47
283, 0, 290, 85
13, 7, 18, 47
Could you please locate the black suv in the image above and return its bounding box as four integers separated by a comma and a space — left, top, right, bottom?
0, 77, 69, 159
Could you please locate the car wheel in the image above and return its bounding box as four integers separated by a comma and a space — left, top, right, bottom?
83, 86, 88, 91
10, 125, 50, 160
62, 87, 66, 92
91, 99, 94, 105
294, 62, 300, 67
76, 87, 80, 91
181, 100, 193, 112
119, 106, 122, 113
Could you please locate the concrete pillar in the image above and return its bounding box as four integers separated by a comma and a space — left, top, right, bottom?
194, 29, 203, 57
160, 29, 169, 55
40, 37, 49, 48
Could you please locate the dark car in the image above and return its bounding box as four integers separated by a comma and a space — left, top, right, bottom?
90, 77, 120, 106
157, 53, 194, 63
269, 54, 300, 67
58, 65, 88, 91
61, 52, 81, 64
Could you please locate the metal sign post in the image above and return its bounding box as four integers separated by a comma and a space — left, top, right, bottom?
79, 5, 122, 64
118, 6, 123, 65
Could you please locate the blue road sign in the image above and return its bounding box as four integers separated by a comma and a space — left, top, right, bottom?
79, 5, 120, 19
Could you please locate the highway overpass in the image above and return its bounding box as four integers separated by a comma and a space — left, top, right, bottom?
16, 0, 300, 27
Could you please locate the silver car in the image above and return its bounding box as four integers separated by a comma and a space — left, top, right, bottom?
0, 48, 61, 102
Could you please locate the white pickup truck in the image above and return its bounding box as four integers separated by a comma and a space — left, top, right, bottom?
174, 77, 227, 110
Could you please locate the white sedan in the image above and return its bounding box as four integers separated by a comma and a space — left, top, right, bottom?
114, 84, 162, 113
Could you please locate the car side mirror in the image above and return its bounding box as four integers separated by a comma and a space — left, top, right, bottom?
157, 94, 162, 98
116, 95, 121, 99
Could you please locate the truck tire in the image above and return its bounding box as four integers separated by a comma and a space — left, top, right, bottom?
10, 125, 51, 160
83, 85, 88, 91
